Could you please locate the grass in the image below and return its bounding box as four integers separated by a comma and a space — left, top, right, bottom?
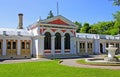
116, 55, 120, 58
0, 61, 120, 77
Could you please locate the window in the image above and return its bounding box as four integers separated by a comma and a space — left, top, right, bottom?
90, 43, 92, 48
88, 43, 90, 48
7, 42, 11, 49
44, 32, 51, 49
26, 42, 30, 49
13, 42, 16, 49
55, 33, 61, 49
64, 33, 70, 49
106, 43, 109, 47
83, 43, 85, 48
80, 43, 82, 48
0, 42, 1, 49
21, 42, 25, 49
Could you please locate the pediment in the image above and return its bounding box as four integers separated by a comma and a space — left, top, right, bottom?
43, 15, 76, 26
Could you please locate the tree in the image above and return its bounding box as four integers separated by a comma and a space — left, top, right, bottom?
74, 21, 82, 33
47, 10, 54, 19
113, 0, 120, 6
80, 23, 90, 33
113, 11, 120, 22
113, 11, 120, 34
89, 21, 115, 35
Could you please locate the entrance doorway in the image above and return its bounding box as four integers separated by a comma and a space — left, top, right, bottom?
100, 43, 103, 53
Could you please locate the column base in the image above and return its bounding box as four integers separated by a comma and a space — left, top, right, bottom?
35, 55, 45, 58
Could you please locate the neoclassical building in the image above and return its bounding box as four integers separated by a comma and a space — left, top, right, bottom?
0, 13, 120, 59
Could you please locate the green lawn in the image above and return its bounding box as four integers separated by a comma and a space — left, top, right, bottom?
0, 61, 119, 77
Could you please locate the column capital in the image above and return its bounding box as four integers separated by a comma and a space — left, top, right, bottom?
39, 35, 45, 39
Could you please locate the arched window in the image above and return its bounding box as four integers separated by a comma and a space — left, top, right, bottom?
44, 32, 51, 49
65, 33, 70, 49
55, 33, 61, 49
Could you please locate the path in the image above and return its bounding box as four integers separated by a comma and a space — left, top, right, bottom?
0, 58, 50, 64
61, 58, 120, 70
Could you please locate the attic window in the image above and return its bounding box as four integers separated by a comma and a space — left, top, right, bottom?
3, 31, 6, 35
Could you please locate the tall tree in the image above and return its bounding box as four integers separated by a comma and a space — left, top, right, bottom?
47, 10, 54, 19
80, 23, 90, 33
74, 21, 82, 33
113, 11, 120, 34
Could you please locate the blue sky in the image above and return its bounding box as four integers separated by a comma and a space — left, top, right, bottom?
0, 0, 119, 28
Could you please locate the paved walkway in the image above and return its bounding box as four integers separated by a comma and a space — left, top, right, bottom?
0, 58, 50, 64
61, 58, 120, 70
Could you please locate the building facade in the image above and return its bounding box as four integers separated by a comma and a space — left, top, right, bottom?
0, 14, 120, 59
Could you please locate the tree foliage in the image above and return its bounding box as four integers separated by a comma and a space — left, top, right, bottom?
112, 0, 120, 6
80, 23, 90, 33
113, 11, 120, 22
74, 21, 82, 32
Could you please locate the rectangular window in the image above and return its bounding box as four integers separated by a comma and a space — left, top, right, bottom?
80, 43, 82, 48
88, 43, 89, 48
13, 42, 16, 49
116, 43, 119, 48
26, 42, 30, 49
0, 42, 1, 49
106, 43, 108, 47
21, 42, 25, 49
91, 43, 92, 48
83, 43, 85, 48
7, 42, 11, 49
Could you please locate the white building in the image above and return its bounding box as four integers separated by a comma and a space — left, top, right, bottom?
0, 13, 119, 59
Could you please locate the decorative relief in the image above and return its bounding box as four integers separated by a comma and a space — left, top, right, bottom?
61, 30, 66, 33
48, 19, 69, 25
51, 29, 57, 32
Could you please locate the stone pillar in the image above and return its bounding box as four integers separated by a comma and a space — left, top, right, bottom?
77, 41, 80, 54
93, 39, 100, 54
35, 35, 45, 58
17, 39, 21, 55
103, 42, 106, 53
2, 39, 6, 56
119, 43, 120, 53
51, 36, 55, 55
61, 36, 65, 54
70, 37, 76, 54
85, 41, 88, 53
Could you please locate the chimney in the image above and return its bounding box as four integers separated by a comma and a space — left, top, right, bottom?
18, 13, 23, 29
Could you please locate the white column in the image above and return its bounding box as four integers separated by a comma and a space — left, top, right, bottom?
70, 37, 76, 54
39, 36, 44, 55
77, 41, 80, 54
61, 36, 65, 54
51, 36, 55, 55
17, 39, 21, 55
85, 41, 88, 53
35, 35, 44, 58
103, 42, 106, 53
2, 38, 6, 56
70, 37, 73, 54
114, 43, 116, 47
